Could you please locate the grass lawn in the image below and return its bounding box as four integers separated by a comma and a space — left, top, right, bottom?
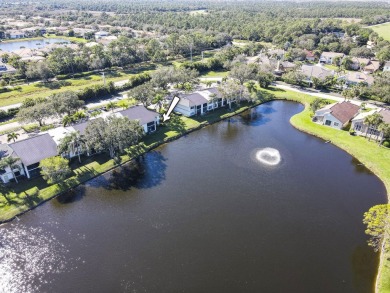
370, 23, 390, 41
200, 70, 229, 78
0, 70, 139, 106
323, 64, 339, 71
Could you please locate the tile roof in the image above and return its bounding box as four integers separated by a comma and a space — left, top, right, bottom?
301, 65, 334, 80
119, 105, 159, 125
9, 133, 58, 166
329, 101, 360, 124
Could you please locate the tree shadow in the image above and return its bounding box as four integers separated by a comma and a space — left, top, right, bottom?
56, 185, 86, 204
351, 157, 373, 175
103, 151, 167, 191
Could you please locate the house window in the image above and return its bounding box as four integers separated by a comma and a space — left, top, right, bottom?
354, 123, 362, 131
368, 127, 380, 136
333, 122, 339, 126
325, 120, 332, 126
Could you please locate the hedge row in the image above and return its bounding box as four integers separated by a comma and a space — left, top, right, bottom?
0, 107, 19, 121
181, 58, 224, 73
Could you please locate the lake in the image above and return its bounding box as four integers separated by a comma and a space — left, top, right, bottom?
0, 38, 70, 52
0, 101, 386, 293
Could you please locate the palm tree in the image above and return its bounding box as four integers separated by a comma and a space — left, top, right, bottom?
58, 131, 85, 163
7, 132, 19, 143
364, 113, 383, 141
0, 156, 21, 183
62, 115, 74, 127
106, 101, 116, 112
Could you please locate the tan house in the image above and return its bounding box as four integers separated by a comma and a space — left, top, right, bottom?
351, 109, 390, 140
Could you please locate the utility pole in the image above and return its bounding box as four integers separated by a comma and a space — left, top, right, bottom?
102, 72, 106, 86
201, 51, 204, 60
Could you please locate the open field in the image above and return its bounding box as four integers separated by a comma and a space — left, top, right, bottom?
369, 22, 390, 41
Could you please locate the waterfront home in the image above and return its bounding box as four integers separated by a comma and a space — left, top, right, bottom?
8, 30, 25, 39
384, 61, 390, 72
9, 133, 58, 178
319, 52, 344, 65
175, 88, 224, 117
0, 62, 17, 76
312, 101, 360, 130
0, 144, 25, 183
351, 109, 390, 140
118, 105, 160, 133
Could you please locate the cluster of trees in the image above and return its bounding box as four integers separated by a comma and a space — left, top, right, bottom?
17, 91, 85, 126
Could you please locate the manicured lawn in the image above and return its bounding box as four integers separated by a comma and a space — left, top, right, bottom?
0, 70, 138, 106
200, 70, 229, 78
323, 64, 339, 71
370, 23, 390, 41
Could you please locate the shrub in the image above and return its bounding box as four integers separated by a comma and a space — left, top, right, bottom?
383, 141, 390, 148
40, 124, 55, 131
22, 124, 40, 133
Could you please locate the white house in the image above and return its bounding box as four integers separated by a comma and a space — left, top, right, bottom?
118, 105, 160, 133
0, 62, 17, 76
384, 61, 390, 72
351, 109, 390, 140
338, 72, 375, 87
9, 134, 58, 179
319, 52, 345, 65
8, 30, 25, 39
0, 144, 25, 184
95, 31, 109, 39
174, 88, 225, 117
313, 101, 360, 130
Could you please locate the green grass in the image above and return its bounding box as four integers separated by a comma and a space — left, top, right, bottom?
0, 70, 138, 106
370, 23, 390, 41
200, 70, 229, 78
0, 34, 87, 44
323, 64, 339, 71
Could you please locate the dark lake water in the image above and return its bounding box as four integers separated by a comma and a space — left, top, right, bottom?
0, 38, 70, 52
0, 101, 387, 293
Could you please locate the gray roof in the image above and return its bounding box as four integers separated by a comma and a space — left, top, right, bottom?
71, 121, 89, 135
9, 133, 58, 166
379, 109, 390, 124
301, 65, 334, 80
206, 87, 222, 98
119, 105, 159, 125
181, 92, 209, 106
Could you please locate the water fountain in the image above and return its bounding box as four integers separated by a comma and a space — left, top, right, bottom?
254, 147, 281, 166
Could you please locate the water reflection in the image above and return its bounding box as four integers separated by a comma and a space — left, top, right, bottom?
0, 223, 75, 292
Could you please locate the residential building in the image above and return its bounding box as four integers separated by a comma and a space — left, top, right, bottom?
383, 61, 390, 72
175, 88, 224, 117
0, 62, 17, 76
95, 31, 109, 39
304, 50, 316, 62
119, 105, 160, 133
301, 64, 334, 85
350, 58, 380, 73
351, 109, 390, 140
319, 52, 345, 64
8, 30, 25, 39
339, 72, 374, 87
9, 134, 58, 178
0, 144, 25, 184
367, 40, 375, 49
312, 101, 360, 130
279, 61, 296, 72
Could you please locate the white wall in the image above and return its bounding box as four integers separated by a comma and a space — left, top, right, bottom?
322, 113, 343, 130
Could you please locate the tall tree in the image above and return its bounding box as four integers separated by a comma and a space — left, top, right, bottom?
58, 131, 85, 163
50, 91, 85, 116
17, 102, 53, 126
39, 156, 71, 185
364, 113, 383, 141
85, 116, 143, 158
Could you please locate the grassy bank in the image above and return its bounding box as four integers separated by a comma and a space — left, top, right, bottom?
0, 86, 389, 292
370, 22, 390, 41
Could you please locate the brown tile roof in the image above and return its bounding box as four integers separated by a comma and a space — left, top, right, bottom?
330, 101, 360, 124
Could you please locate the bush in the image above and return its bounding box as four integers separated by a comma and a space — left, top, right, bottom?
40, 124, 55, 131
383, 141, 390, 148
22, 124, 39, 133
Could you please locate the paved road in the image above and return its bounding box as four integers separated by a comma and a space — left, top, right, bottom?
274, 83, 381, 109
